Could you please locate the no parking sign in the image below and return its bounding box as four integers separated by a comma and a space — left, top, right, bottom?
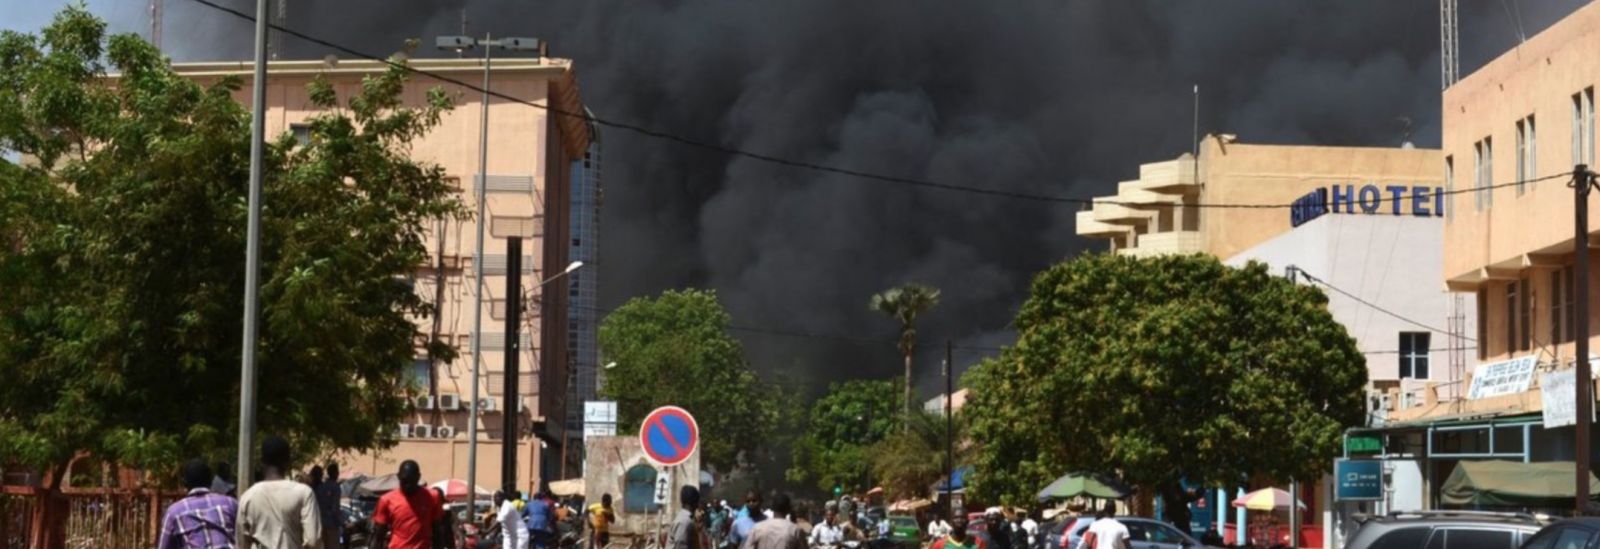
639, 406, 699, 467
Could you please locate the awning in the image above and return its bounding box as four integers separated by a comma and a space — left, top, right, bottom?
1441, 460, 1600, 507
550, 478, 585, 497
934, 466, 972, 493
890, 498, 933, 512
1035, 472, 1131, 502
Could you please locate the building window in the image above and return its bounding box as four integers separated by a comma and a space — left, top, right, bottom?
1516, 115, 1535, 194
1444, 156, 1454, 221
623, 464, 659, 513
410, 358, 431, 388
1477, 288, 1488, 360
1399, 332, 1430, 379
1553, 265, 1577, 343
1575, 88, 1595, 166
1474, 137, 1493, 211
1519, 276, 1531, 351
1506, 280, 1529, 353
290, 123, 312, 147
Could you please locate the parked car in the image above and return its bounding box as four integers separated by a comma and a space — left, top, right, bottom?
1345, 510, 1545, 549
1066, 517, 1204, 549
1522, 518, 1600, 549
885, 514, 921, 547
1053, 517, 1095, 549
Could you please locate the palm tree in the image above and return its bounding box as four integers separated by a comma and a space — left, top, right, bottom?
869, 283, 940, 420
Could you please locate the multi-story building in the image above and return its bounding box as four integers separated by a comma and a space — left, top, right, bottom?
172, 57, 591, 493
1360, 0, 1600, 515
565, 122, 603, 476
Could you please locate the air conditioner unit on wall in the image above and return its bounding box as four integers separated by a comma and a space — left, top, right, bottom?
413, 424, 434, 438
437, 426, 457, 439
440, 394, 461, 411
479, 398, 497, 412
396, 424, 413, 438
418, 396, 436, 410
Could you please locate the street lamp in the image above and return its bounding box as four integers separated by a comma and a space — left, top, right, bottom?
439, 32, 543, 524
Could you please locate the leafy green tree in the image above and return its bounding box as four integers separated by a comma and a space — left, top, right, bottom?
599, 289, 778, 470
787, 379, 902, 493
869, 409, 969, 501
0, 8, 462, 485
869, 283, 940, 420
964, 254, 1366, 526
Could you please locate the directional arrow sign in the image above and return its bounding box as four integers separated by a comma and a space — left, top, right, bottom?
639, 405, 699, 467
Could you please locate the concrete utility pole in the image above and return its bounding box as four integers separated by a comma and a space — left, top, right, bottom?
235, 0, 269, 494
1575, 164, 1595, 516
503, 237, 524, 492
944, 339, 954, 517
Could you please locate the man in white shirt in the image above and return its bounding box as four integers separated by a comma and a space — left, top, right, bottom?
497, 489, 530, 549
1080, 504, 1128, 549
928, 517, 952, 539
1022, 515, 1038, 548
810, 510, 845, 547
237, 436, 321, 549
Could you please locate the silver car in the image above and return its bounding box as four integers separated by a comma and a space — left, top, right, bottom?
1068, 517, 1205, 549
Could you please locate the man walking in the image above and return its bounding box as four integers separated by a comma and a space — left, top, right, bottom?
739, 493, 804, 549
671, 486, 703, 549
1078, 503, 1128, 549
728, 492, 763, 549
498, 488, 530, 549
314, 463, 343, 549
160, 459, 239, 549
238, 436, 321, 549
928, 515, 982, 549
588, 494, 615, 549
371, 460, 444, 549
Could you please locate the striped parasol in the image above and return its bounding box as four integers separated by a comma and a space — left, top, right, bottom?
1230, 488, 1306, 511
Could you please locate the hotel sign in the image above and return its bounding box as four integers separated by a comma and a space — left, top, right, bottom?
1467, 356, 1539, 400
1290, 185, 1446, 227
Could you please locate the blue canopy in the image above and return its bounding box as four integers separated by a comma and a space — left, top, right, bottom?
934, 466, 973, 493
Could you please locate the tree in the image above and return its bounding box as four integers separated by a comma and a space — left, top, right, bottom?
0, 8, 462, 485
787, 379, 902, 493
598, 289, 779, 470
963, 254, 1366, 527
869, 283, 940, 420
869, 409, 970, 501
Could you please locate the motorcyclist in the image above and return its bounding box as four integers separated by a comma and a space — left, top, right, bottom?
809, 509, 846, 548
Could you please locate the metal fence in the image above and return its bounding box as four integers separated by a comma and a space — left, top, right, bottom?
0, 486, 182, 549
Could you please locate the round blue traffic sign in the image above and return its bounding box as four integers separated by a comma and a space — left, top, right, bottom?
640, 406, 699, 467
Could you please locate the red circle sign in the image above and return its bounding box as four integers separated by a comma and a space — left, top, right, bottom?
639, 406, 699, 467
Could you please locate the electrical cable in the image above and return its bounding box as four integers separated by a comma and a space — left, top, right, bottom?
1295, 269, 1474, 341
180, 0, 1570, 209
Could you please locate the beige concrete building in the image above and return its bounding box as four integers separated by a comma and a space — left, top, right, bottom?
1077, 139, 1440, 261
172, 57, 592, 493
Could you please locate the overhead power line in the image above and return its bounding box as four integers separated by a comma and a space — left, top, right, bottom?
1295, 269, 1475, 342
182, 0, 1566, 209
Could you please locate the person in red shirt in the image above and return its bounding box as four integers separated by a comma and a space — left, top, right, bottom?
372, 460, 444, 549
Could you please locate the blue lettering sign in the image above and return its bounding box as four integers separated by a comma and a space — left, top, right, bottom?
1435, 186, 1444, 216
1331, 185, 1355, 214
1358, 186, 1381, 213
1334, 459, 1383, 501
1412, 186, 1432, 217
1386, 185, 1407, 215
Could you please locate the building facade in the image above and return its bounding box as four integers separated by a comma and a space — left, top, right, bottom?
173, 58, 591, 493
1077, 139, 1441, 260
565, 126, 603, 476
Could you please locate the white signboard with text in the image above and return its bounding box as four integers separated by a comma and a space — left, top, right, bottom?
1467, 356, 1539, 400
584, 401, 618, 424
1542, 369, 1576, 428
583, 423, 616, 438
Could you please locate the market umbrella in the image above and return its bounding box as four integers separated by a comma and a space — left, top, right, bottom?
429, 479, 492, 501
549, 478, 585, 497
354, 474, 400, 498
1035, 472, 1132, 503
1231, 488, 1306, 511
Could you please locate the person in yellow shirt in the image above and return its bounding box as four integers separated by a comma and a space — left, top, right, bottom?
588, 493, 616, 548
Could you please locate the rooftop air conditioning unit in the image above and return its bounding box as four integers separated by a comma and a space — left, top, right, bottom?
396, 424, 413, 438
437, 426, 457, 439
413, 424, 434, 438
418, 396, 436, 410
478, 398, 498, 412
440, 394, 461, 411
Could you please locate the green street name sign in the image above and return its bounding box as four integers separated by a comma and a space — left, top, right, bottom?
1345, 435, 1382, 455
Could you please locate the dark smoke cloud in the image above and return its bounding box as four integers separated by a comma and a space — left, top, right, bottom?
139, 0, 1584, 398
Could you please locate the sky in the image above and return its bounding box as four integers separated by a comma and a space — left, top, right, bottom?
1, 0, 1590, 399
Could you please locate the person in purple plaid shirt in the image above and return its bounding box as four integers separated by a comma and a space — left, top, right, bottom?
160, 458, 240, 549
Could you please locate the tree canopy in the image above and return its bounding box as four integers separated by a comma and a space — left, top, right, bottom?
870, 409, 969, 501
598, 289, 779, 471
869, 283, 939, 418
787, 379, 903, 493
964, 254, 1366, 518
0, 8, 462, 482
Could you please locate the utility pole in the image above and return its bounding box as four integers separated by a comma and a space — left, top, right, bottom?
148, 0, 162, 52
1575, 164, 1595, 516
235, 0, 269, 494
503, 237, 524, 493
944, 339, 954, 517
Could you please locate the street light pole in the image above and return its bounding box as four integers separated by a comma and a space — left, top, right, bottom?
437, 32, 542, 522
1575, 164, 1595, 516
235, 0, 269, 495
